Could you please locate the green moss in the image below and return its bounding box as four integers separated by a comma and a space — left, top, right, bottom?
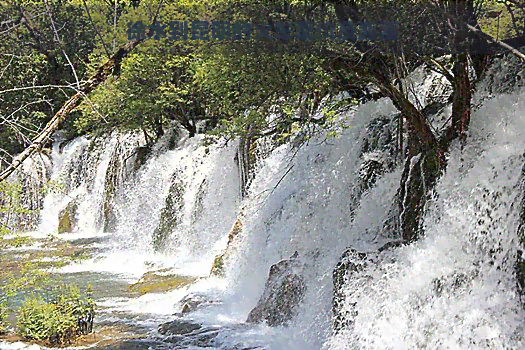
0, 235, 35, 249
152, 171, 185, 251
58, 200, 78, 234
210, 218, 243, 277
129, 270, 197, 296
0, 303, 7, 335
210, 253, 225, 277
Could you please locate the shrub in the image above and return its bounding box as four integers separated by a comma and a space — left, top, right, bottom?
0, 302, 8, 335
17, 285, 95, 345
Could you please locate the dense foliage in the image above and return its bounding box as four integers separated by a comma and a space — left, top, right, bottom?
0, 177, 94, 344
0, 303, 7, 335
0, 0, 519, 154
17, 285, 95, 345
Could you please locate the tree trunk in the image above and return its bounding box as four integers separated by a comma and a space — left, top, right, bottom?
379, 79, 447, 242
236, 129, 256, 198
516, 159, 525, 298
154, 117, 164, 139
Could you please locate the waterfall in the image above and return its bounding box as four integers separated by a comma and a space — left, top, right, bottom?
214, 98, 402, 349
326, 89, 525, 350
7, 55, 524, 350
0, 152, 52, 233
39, 129, 240, 281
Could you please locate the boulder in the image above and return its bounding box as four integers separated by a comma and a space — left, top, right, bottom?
332, 241, 403, 334
158, 320, 222, 348
175, 292, 221, 315
246, 252, 306, 327
158, 320, 202, 336
58, 199, 79, 234
210, 217, 243, 277
129, 268, 197, 296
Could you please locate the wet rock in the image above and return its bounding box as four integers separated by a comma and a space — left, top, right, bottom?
398, 149, 443, 243
94, 340, 169, 350
158, 320, 202, 336
359, 115, 399, 160
517, 250, 525, 299
377, 240, 405, 252
190, 179, 207, 224
175, 292, 221, 315
404, 60, 453, 110
481, 53, 525, 95
356, 151, 392, 196
332, 242, 402, 334
431, 271, 477, 297
100, 145, 121, 233
516, 160, 525, 299
211, 217, 243, 277
332, 248, 369, 334
129, 269, 198, 296
161, 323, 222, 348
58, 199, 79, 234
349, 115, 399, 219
131, 146, 152, 173
153, 170, 185, 251
246, 252, 306, 327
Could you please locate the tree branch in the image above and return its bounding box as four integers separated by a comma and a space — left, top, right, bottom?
0, 0, 166, 182
429, 0, 525, 61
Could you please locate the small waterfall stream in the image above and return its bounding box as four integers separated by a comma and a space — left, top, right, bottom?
2, 56, 525, 350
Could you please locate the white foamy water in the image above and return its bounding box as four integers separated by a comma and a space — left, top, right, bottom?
326, 92, 525, 350
3, 58, 525, 350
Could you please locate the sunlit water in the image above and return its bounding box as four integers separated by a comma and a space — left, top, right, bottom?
2, 58, 525, 350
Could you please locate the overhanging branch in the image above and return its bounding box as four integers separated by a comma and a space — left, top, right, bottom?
0, 0, 165, 183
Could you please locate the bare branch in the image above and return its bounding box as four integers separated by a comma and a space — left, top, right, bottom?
81, 0, 111, 58
43, 0, 81, 90
0, 84, 80, 95
0, 0, 166, 183
428, 0, 525, 61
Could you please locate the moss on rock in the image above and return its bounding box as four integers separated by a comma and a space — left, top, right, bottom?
246, 252, 306, 327
100, 146, 121, 233
58, 200, 79, 234
129, 269, 197, 296
152, 170, 185, 251
210, 217, 243, 277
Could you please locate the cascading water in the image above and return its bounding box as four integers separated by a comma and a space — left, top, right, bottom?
327, 91, 525, 350
3, 56, 525, 350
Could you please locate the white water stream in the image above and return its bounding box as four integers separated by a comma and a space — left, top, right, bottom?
2, 58, 525, 350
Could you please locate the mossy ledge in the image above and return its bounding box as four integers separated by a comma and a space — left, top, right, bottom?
129, 269, 198, 296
